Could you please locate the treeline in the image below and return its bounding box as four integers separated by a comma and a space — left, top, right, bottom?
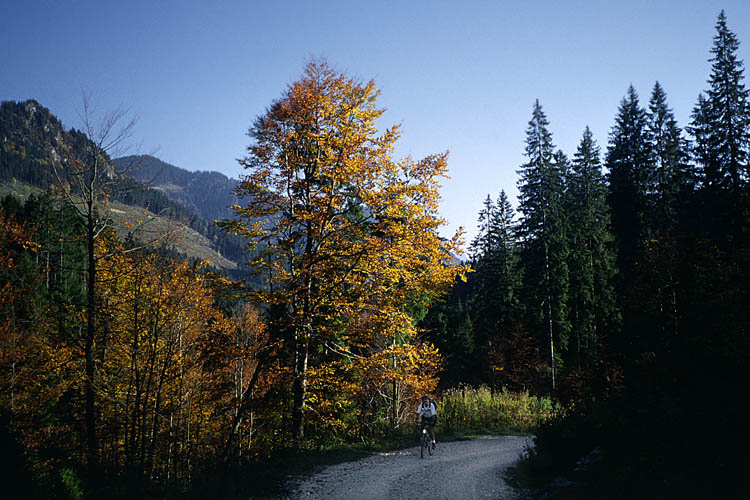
423, 11, 748, 498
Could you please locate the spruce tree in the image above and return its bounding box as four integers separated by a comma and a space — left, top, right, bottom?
489, 190, 522, 327
517, 100, 570, 392
606, 85, 653, 279
689, 11, 750, 242
705, 10, 750, 192
469, 195, 496, 261
566, 127, 619, 371
467, 191, 522, 383
468, 194, 497, 372
647, 82, 693, 234
688, 93, 718, 189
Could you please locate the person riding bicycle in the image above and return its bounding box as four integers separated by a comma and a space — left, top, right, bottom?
415, 395, 437, 447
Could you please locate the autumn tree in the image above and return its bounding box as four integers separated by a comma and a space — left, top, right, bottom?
51, 93, 138, 472
222, 60, 466, 443
95, 244, 257, 481
0, 212, 40, 426
0, 200, 83, 496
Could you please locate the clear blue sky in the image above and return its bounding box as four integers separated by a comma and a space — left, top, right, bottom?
2, 0, 749, 244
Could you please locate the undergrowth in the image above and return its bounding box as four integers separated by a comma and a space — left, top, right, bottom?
437, 385, 560, 436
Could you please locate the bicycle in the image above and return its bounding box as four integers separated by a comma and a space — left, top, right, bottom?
418, 419, 436, 458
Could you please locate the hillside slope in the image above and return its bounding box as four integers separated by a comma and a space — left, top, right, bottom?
0, 99, 244, 271
113, 154, 241, 223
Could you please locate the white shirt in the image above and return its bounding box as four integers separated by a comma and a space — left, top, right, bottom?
416, 401, 436, 418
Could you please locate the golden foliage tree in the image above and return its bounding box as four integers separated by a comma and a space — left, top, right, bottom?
221, 60, 467, 442
94, 244, 266, 480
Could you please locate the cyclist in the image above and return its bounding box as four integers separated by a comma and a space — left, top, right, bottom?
415, 395, 437, 447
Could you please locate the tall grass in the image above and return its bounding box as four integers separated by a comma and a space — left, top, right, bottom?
437, 386, 559, 436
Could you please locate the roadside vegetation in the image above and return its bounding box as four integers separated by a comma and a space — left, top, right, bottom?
437, 386, 559, 437
181, 386, 557, 500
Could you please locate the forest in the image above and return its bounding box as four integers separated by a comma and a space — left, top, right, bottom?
1, 9, 748, 500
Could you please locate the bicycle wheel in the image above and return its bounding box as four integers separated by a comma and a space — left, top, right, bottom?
428, 437, 434, 456
420, 430, 428, 459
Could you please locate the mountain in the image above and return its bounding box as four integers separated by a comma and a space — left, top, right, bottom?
0, 99, 245, 273
1, 99, 74, 187
113, 155, 241, 223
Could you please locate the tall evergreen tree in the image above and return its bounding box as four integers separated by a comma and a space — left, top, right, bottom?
647, 82, 693, 234
566, 127, 619, 371
469, 190, 521, 324
469, 195, 496, 261
517, 100, 570, 392
688, 93, 718, 189
489, 190, 522, 327
467, 194, 498, 372
606, 85, 653, 279
688, 11, 750, 242
704, 10, 750, 192
466, 191, 522, 383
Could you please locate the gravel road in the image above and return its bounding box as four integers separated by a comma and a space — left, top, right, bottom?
284, 435, 533, 500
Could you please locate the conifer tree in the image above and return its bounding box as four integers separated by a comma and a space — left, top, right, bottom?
469, 195, 496, 262
566, 127, 619, 369
704, 10, 750, 192
688, 11, 750, 242
467, 194, 497, 372
688, 93, 718, 190
647, 82, 693, 234
517, 100, 570, 392
490, 190, 522, 327
606, 85, 653, 278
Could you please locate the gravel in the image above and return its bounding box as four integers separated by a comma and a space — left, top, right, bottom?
283, 435, 533, 500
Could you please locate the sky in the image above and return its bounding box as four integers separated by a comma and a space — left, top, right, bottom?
2, 0, 749, 245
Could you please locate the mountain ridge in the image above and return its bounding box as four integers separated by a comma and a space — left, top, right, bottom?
0, 98, 246, 273
112, 154, 242, 223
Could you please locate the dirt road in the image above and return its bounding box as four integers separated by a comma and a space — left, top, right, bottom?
284, 435, 532, 500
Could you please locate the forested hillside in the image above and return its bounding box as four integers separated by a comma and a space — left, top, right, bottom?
112, 155, 240, 222
0, 101, 246, 269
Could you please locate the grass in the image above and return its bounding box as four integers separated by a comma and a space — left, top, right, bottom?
437, 385, 560, 436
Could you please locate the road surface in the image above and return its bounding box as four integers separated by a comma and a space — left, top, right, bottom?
284, 435, 532, 500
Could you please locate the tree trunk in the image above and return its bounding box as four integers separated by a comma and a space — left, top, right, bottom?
545, 243, 556, 393
85, 215, 99, 472
292, 329, 309, 444
222, 350, 268, 462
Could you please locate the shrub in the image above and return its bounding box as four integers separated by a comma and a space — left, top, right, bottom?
436, 385, 559, 435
